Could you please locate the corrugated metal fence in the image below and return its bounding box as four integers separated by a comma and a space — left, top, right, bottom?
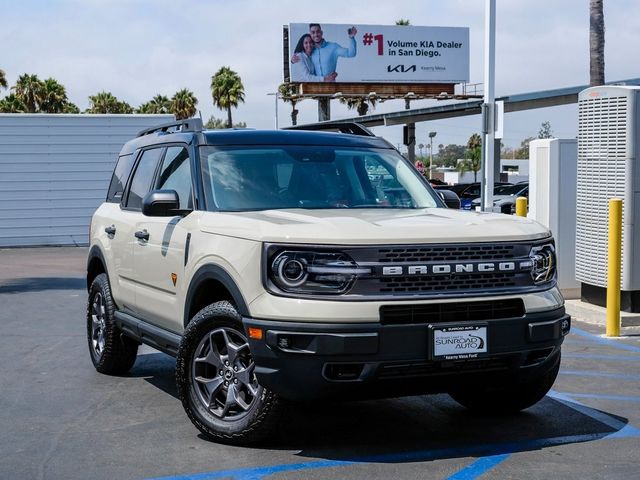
0, 114, 173, 247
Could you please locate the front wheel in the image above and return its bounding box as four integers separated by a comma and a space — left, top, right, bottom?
176, 301, 281, 444
449, 353, 560, 413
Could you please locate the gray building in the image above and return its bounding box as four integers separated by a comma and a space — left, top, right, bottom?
0, 114, 173, 247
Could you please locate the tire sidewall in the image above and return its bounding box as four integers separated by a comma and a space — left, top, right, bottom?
87, 273, 114, 369
176, 302, 275, 441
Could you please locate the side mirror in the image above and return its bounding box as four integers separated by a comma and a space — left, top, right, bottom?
142, 190, 180, 216
438, 190, 461, 209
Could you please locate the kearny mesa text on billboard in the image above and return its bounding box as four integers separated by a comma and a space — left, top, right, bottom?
288, 23, 469, 84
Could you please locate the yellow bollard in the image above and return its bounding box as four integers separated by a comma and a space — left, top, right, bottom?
607, 198, 623, 337
515, 197, 527, 217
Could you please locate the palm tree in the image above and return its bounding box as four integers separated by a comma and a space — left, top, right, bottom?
466, 133, 482, 182
278, 83, 301, 126
590, 0, 605, 86
62, 102, 80, 114
87, 91, 132, 114
137, 95, 170, 114
395, 19, 411, 26
0, 93, 27, 113
211, 66, 245, 127
13, 73, 43, 112
149, 94, 171, 114
339, 96, 377, 116
456, 158, 471, 179
0, 69, 7, 90
170, 89, 198, 120
136, 102, 152, 114
39, 78, 69, 113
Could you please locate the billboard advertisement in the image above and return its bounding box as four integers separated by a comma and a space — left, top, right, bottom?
287, 23, 469, 84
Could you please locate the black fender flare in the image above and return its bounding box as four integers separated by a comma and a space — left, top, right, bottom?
87, 245, 109, 291
183, 264, 250, 327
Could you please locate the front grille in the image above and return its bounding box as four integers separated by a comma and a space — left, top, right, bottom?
377, 245, 516, 263
343, 242, 543, 297
376, 272, 517, 293
380, 299, 525, 325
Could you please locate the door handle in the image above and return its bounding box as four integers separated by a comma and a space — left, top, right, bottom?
104, 225, 116, 236
134, 230, 149, 241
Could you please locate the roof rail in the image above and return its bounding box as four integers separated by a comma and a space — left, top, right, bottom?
285, 122, 376, 137
137, 118, 203, 137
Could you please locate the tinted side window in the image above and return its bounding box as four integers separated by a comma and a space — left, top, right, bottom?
125, 148, 163, 210
106, 154, 135, 203
156, 146, 192, 209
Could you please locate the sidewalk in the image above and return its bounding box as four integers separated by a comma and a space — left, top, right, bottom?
565, 298, 640, 335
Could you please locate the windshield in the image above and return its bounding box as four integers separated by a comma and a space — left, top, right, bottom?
199, 146, 440, 211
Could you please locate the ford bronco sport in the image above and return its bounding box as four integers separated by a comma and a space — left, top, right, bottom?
86, 119, 570, 444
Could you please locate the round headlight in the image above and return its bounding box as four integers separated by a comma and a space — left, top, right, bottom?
272, 254, 308, 288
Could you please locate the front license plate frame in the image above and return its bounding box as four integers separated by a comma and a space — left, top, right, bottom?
429, 323, 489, 360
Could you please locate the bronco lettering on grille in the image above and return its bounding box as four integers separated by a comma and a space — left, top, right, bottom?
382, 261, 523, 276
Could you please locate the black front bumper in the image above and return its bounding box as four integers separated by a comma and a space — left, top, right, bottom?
243, 307, 570, 401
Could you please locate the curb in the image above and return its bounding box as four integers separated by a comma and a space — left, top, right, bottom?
565, 299, 640, 328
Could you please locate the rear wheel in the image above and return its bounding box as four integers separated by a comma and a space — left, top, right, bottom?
86, 273, 138, 374
176, 301, 281, 444
449, 353, 560, 413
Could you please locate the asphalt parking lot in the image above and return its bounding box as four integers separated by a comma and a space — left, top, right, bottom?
1, 247, 639, 480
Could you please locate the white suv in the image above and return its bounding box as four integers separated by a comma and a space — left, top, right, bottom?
86, 119, 570, 444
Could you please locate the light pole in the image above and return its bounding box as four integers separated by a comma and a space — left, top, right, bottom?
266, 92, 279, 129
428, 131, 437, 179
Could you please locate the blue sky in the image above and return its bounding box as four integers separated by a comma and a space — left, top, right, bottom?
1, 0, 639, 150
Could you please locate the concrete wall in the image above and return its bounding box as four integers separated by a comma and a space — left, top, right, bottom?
0, 114, 174, 247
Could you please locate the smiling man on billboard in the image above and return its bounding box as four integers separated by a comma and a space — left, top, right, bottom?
292, 23, 358, 82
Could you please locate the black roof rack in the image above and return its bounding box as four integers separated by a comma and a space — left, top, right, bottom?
285, 122, 376, 137
137, 118, 203, 137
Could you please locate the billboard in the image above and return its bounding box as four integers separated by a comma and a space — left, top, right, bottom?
287, 23, 469, 84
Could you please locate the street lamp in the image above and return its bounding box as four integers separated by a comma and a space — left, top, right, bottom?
428, 131, 437, 179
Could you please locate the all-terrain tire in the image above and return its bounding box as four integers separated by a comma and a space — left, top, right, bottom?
449, 352, 561, 413
87, 273, 138, 374
176, 301, 281, 445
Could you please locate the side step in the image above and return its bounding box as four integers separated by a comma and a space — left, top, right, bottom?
114, 311, 181, 357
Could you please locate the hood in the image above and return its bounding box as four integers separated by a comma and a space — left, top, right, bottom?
198, 208, 550, 245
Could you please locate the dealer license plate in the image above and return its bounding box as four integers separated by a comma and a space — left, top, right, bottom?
431, 324, 488, 360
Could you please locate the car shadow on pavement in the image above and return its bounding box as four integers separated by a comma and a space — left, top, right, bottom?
132, 352, 631, 464
130, 352, 178, 399
0, 276, 85, 293
284, 396, 629, 462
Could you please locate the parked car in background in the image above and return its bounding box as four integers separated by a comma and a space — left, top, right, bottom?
470, 182, 529, 214
435, 182, 512, 210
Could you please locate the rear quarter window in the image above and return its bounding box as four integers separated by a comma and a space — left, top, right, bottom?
106, 154, 135, 203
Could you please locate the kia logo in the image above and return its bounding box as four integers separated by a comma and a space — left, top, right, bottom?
387, 65, 417, 73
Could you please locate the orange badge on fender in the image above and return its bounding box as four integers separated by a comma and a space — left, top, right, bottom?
171, 273, 177, 286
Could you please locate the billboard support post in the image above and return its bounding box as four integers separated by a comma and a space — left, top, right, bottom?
405, 96, 415, 163
318, 98, 331, 122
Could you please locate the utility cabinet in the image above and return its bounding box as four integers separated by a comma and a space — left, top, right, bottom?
529, 138, 579, 298
575, 85, 640, 312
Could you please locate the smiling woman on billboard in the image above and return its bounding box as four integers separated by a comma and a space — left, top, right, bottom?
290, 23, 358, 83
